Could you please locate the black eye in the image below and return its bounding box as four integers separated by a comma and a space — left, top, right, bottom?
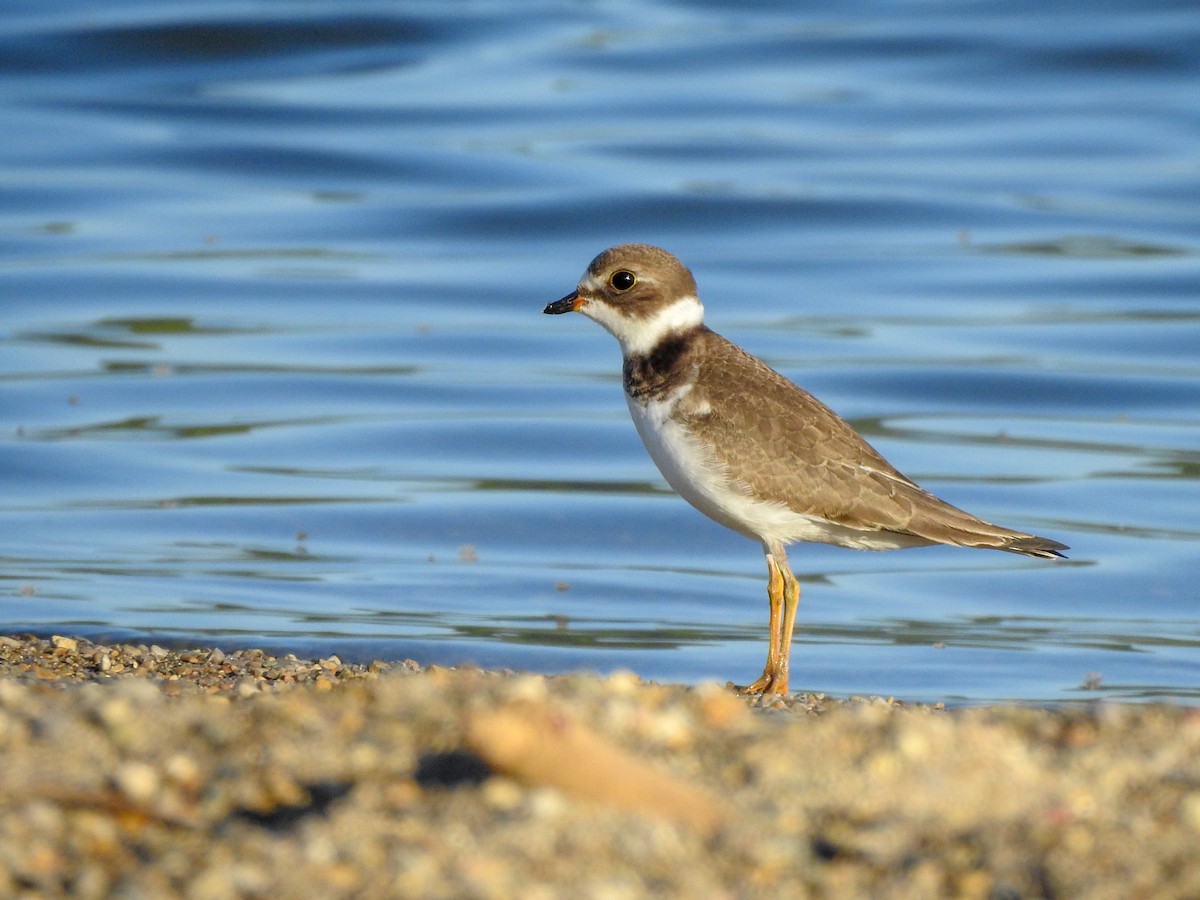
609, 270, 636, 292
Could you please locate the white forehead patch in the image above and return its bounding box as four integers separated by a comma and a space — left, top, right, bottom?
578, 271, 604, 294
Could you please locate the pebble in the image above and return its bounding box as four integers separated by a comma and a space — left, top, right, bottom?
115, 761, 160, 803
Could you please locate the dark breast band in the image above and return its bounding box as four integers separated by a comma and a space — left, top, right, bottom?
623, 329, 701, 402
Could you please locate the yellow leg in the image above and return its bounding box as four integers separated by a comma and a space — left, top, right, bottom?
741, 544, 802, 698
743, 554, 784, 695
774, 547, 801, 696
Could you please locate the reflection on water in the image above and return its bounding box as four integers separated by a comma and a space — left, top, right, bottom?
1, 0, 1199, 702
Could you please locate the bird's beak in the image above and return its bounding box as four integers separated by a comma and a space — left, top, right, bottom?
544, 291, 584, 315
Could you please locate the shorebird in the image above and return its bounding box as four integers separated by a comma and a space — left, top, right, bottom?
544, 244, 1068, 697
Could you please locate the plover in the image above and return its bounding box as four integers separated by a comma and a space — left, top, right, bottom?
545, 244, 1068, 698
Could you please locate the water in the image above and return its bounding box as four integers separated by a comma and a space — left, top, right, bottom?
2, 0, 1198, 703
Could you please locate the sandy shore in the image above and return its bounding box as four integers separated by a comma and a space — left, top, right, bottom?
1, 634, 1198, 898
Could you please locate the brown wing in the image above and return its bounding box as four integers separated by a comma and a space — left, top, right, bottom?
679, 330, 1067, 558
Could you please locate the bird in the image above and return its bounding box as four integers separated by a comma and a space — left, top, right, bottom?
543, 244, 1068, 698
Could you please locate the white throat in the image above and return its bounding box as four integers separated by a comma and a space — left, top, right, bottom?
582, 294, 705, 357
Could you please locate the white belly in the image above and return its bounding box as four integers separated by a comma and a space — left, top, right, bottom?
627, 392, 809, 546
626, 391, 925, 552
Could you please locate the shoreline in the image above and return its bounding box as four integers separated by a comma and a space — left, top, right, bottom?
2, 633, 1198, 897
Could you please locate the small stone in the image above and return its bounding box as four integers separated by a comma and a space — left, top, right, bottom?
98, 697, 137, 728
1181, 792, 1200, 831
695, 682, 747, 728
51, 635, 78, 651
639, 707, 691, 750
528, 787, 567, 819
164, 754, 202, 790
508, 675, 548, 702
604, 670, 642, 696
115, 761, 160, 803
482, 777, 524, 811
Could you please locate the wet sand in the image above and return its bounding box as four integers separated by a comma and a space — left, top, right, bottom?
1, 634, 1198, 898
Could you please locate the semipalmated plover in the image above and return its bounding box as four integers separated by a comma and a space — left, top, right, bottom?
545, 244, 1067, 698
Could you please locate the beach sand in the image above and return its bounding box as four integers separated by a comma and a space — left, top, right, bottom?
1, 634, 1198, 898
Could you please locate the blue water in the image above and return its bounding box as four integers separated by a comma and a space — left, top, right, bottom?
2, 0, 1198, 703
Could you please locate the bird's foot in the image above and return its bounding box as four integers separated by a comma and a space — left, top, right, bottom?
738, 670, 790, 699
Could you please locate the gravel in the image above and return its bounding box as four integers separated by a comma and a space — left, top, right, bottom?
1, 634, 1198, 898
